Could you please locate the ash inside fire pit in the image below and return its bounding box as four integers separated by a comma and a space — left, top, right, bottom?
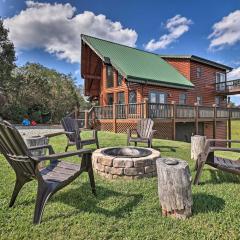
102, 147, 152, 158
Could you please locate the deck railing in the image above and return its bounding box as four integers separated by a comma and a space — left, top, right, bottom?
89, 103, 240, 121
176, 105, 195, 119
198, 106, 214, 118
148, 103, 172, 118
71, 101, 240, 129
94, 105, 113, 119
115, 103, 144, 119
216, 79, 240, 93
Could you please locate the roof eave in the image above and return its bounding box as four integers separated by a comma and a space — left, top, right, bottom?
160, 54, 233, 71
127, 76, 194, 90
81, 34, 128, 78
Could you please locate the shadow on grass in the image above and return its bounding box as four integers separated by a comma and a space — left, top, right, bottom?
153, 145, 178, 153
46, 183, 143, 221
206, 169, 240, 184
193, 193, 225, 214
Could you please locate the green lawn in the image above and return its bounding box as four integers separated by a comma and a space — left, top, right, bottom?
1, 123, 240, 239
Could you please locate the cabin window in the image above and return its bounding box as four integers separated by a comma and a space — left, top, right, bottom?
106, 65, 114, 88
196, 96, 203, 105
215, 96, 221, 106
197, 67, 202, 78
117, 92, 125, 104
216, 72, 226, 91
117, 72, 123, 86
129, 90, 137, 104
149, 91, 167, 104
129, 90, 137, 114
107, 93, 114, 105
179, 93, 187, 105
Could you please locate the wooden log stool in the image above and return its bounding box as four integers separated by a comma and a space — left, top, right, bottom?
156, 158, 193, 219
191, 135, 206, 170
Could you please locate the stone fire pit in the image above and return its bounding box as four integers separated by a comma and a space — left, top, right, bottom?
92, 147, 160, 179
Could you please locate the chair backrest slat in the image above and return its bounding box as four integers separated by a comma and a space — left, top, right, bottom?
137, 119, 154, 138
0, 121, 36, 178
61, 117, 79, 142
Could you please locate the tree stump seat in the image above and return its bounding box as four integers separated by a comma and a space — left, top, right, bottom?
156, 157, 193, 219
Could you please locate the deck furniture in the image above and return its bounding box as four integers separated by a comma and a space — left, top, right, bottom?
127, 118, 156, 148
194, 139, 240, 185
0, 121, 96, 224
156, 158, 192, 219
61, 117, 99, 151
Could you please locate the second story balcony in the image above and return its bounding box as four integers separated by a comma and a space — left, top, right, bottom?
216, 79, 240, 95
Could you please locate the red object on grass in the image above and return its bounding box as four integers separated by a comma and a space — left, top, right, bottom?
31, 120, 37, 126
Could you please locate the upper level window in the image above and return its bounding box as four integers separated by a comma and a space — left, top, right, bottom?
117, 73, 123, 86
197, 67, 202, 78
179, 93, 187, 105
107, 93, 114, 105
196, 96, 203, 105
216, 72, 226, 91
106, 65, 113, 88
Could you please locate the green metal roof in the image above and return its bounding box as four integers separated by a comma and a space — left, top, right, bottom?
82, 35, 194, 89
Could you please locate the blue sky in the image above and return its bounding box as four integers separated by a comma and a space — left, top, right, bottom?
1, 0, 240, 103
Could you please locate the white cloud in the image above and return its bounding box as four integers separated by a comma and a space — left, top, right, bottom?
3, 1, 137, 63
228, 66, 240, 80
209, 10, 240, 50
144, 15, 192, 51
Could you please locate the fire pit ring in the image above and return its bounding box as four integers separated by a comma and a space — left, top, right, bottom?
92, 147, 160, 180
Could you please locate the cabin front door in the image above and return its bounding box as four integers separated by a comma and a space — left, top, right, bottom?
149, 91, 167, 118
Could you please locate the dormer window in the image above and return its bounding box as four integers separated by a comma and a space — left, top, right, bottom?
106, 65, 113, 88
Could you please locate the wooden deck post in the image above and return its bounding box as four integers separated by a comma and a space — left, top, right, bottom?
84, 110, 89, 129
212, 104, 217, 139
171, 101, 176, 141
227, 104, 232, 148
194, 103, 199, 135
113, 103, 117, 133
143, 98, 149, 119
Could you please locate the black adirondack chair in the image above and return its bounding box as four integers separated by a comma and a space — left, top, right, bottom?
127, 118, 156, 148
61, 117, 99, 152
194, 139, 240, 185
0, 121, 96, 224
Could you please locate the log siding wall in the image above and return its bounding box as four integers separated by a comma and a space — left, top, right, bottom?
84, 51, 228, 141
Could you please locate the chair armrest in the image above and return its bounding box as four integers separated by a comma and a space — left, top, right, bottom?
79, 128, 95, 132
127, 129, 138, 137
28, 144, 52, 151
206, 139, 240, 144
79, 128, 97, 138
32, 149, 92, 162
43, 131, 69, 138
28, 144, 55, 155
149, 130, 157, 138
209, 147, 240, 153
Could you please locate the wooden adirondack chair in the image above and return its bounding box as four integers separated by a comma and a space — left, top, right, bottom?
127, 118, 156, 148
194, 139, 240, 185
61, 117, 99, 152
0, 121, 96, 224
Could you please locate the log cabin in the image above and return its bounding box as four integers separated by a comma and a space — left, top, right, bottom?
81, 34, 240, 142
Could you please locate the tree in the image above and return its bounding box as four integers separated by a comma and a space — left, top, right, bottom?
2, 62, 89, 123
0, 18, 16, 90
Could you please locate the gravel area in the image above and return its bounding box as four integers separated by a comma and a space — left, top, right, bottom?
16, 125, 63, 138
